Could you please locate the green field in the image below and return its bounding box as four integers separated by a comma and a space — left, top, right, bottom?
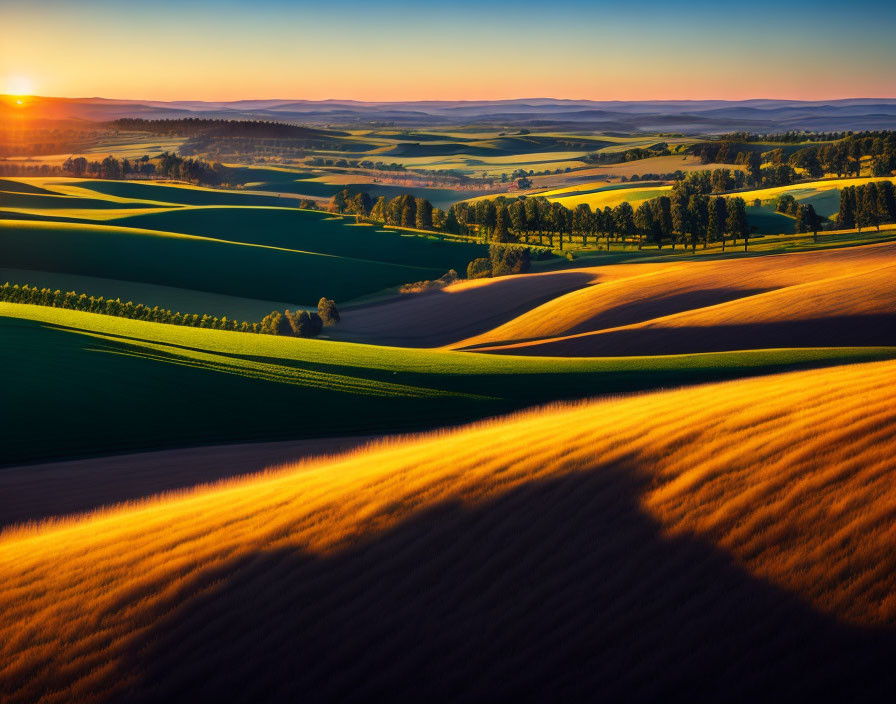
0, 177, 487, 308
3, 302, 893, 465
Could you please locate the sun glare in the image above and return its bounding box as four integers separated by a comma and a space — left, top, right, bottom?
6, 75, 33, 96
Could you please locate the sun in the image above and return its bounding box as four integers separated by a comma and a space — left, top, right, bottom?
6, 75, 34, 96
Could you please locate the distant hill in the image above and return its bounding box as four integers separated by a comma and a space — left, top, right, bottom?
5, 95, 896, 132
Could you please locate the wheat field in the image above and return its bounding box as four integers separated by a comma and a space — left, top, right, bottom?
2, 359, 896, 701
456, 240, 896, 354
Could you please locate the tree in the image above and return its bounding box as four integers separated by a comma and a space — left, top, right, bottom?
328, 189, 348, 213
687, 194, 708, 252
613, 202, 635, 248
370, 196, 386, 222
508, 200, 528, 242
863, 182, 881, 230
725, 197, 748, 248
415, 198, 433, 229
573, 203, 593, 245
277, 311, 294, 336
524, 198, 540, 243
346, 191, 372, 216
467, 257, 491, 279
444, 206, 461, 234
878, 180, 896, 223
708, 196, 728, 250
776, 194, 799, 217
400, 195, 417, 228
837, 187, 856, 230
493, 203, 512, 242
872, 157, 893, 177
633, 201, 654, 250
651, 196, 673, 249
710, 169, 732, 193
490, 245, 531, 276
385, 196, 403, 225
432, 207, 446, 231
603, 206, 615, 250
261, 311, 282, 335
670, 195, 688, 251
318, 298, 340, 326
100, 155, 121, 180
806, 204, 821, 242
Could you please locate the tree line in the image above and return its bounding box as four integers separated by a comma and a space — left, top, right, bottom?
0, 162, 66, 178
1, 283, 340, 338
718, 131, 852, 143
110, 118, 343, 139
446, 184, 750, 252
584, 144, 672, 164
697, 132, 896, 180
326, 189, 451, 231
61, 152, 229, 186
836, 180, 896, 231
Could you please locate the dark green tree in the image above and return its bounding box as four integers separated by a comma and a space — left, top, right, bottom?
708, 196, 728, 250
318, 298, 340, 326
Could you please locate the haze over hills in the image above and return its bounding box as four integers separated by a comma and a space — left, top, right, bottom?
6, 95, 896, 132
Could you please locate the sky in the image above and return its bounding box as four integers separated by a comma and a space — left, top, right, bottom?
2, 0, 896, 102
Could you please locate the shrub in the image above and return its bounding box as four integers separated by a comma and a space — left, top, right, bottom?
489, 245, 531, 277
466, 258, 492, 279
399, 270, 459, 294
318, 298, 340, 326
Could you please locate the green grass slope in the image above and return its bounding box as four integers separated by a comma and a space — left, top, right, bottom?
0, 219, 442, 305
108, 207, 486, 269
0, 177, 488, 304
2, 302, 893, 465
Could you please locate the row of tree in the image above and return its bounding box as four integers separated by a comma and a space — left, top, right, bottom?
61, 152, 229, 186
837, 181, 896, 231
111, 118, 342, 139
1, 283, 340, 338
308, 157, 407, 172
0, 162, 65, 177
326, 189, 453, 231
584, 145, 672, 164
718, 131, 852, 143
701, 132, 896, 180
446, 190, 751, 252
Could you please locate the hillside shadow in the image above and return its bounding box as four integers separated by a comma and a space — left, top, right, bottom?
460, 287, 774, 349
333, 270, 599, 347
0, 437, 374, 529
493, 314, 896, 356
106, 460, 896, 702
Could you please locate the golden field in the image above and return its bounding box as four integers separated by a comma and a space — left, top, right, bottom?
2, 359, 896, 701
454, 241, 896, 354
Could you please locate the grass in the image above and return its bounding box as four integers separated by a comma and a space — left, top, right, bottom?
0, 219, 442, 305
3, 302, 893, 465
742, 175, 896, 215
0, 177, 488, 305
1, 359, 895, 700
456, 240, 896, 355
108, 207, 486, 269
0, 267, 297, 319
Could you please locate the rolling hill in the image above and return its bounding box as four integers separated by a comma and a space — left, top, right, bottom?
451, 241, 896, 354
0, 177, 487, 306
4, 302, 890, 466
2, 359, 895, 701
10, 95, 896, 131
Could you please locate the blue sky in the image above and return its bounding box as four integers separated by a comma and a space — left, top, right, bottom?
3, 0, 895, 100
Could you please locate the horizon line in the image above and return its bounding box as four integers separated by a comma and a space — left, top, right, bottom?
7, 94, 896, 106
